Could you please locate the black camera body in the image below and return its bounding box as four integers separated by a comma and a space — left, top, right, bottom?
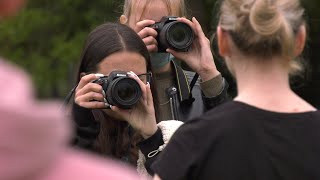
93, 71, 142, 109
150, 16, 194, 52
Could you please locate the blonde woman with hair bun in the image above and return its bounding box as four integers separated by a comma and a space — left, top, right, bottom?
150, 0, 320, 179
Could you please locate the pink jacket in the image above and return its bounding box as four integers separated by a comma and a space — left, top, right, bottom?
0, 59, 140, 180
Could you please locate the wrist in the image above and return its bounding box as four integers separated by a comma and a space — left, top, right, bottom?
196, 56, 220, 81
198, 67, 220, 82
141, 123, 158, 139
137, 127, 164, 159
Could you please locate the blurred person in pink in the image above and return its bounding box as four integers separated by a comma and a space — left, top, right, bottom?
0, 0, 140, 179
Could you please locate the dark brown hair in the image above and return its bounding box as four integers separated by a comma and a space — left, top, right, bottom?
76, 22, 158, 164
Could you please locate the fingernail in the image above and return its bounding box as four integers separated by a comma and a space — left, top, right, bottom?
95, 73, 104, 78
127, 71, 133, 76
105, 103, 111, 109
102, 90, 106, 97
127, 71, 138, 78
104, 98, 107, 103
147, 82, 150, 87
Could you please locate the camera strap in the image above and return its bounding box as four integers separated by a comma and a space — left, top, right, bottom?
182, 73, 199, 105
189, 73, 199, 95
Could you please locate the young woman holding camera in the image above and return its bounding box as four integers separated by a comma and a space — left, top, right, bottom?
148, 0, 320, 179
72, 22, 159, 167
120, 0, 229, 122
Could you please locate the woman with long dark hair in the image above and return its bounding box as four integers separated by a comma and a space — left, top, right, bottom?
72, 22, 159, 165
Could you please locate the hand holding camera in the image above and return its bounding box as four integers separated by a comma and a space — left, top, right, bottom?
74, 73, 106, 109
111, 71, 157, 139
135, 16, 220, 81
149, 16, 194, 52
135, 16, 194, 53
134, 19, 159, 52
75, 71, 144, 109
166, 17, 221, 82
92, 71, 142, 109
74, 71, 157, 138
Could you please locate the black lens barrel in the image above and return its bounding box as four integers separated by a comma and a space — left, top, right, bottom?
158, 21, 194, 52
106, 77, 142, 109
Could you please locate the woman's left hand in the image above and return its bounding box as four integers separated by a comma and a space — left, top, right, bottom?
167, 17, 220, 81
111, 71, 157, 139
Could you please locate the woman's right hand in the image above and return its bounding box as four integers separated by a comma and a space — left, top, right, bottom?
134, 19, 158, 52
111, 71, 158, 139
74, 74, 106, 109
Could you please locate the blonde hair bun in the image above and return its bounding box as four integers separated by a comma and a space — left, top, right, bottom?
220, 0, 305, 59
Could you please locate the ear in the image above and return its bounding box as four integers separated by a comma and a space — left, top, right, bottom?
79, 72, 86, 80
119, 15, 128, 24
294, 25, 306, 57
217, 26, 230, 57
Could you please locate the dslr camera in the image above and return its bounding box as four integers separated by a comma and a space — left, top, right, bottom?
93, 71, 142, 109
150, 16, 194, 52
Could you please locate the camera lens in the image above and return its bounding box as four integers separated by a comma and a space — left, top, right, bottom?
116, 82, 136, 102
170, 27, 186, 43
160, 21, 194, 51
107, 77, 142, 109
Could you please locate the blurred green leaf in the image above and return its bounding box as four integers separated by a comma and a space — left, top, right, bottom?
0, 0, 124, 98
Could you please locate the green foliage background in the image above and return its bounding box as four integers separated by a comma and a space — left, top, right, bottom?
0, 0, 319, 107
0, 0, 123, 98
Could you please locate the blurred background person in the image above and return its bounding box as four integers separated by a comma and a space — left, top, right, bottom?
0, 61, 141, 180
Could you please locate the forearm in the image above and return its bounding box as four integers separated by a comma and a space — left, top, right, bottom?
197, 64, 221, 82
200, 73, 224, 98
137, 120, 184, 175
202, 78, 230, 109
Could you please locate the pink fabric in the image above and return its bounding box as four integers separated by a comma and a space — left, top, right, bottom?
0, 59, 140, 180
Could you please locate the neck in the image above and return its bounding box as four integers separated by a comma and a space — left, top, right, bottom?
235, 56, 291, 98
232, 55, 315, 112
